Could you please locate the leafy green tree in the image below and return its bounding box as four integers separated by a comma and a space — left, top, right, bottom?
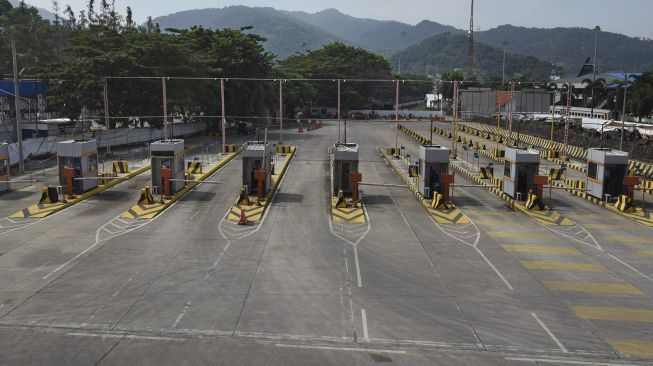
281, 42, 395, 110
630, 72, 653, 122
439, 69, 464, 101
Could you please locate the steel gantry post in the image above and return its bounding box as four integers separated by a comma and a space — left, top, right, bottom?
104, 79, 111, 155
221, 78, 226, 152
162, 77, 168, 140
395, 79, 400, 155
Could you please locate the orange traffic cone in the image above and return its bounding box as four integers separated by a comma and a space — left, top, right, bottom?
238, 207, 248, 225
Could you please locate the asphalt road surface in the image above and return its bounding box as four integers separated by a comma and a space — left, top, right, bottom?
0, 122, 652, 365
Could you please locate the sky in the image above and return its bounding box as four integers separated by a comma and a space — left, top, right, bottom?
27, 0, 653, 39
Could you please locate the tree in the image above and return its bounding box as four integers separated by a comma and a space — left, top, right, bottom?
281, 42, 395, 110
439, 69, 464, 101
630, 72, 653, 122
581, 78, 606, 109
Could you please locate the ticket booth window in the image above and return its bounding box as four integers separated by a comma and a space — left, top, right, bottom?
588, 162, 597, 179
504, 164, 511, 177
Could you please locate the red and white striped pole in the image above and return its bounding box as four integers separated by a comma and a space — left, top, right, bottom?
563, 82, 573, 160
337, 79, 341, 142
104, 80, 111, 154
395, 79, 400, 154
279, 79, 283, 144
452, 81, 459, 158
162, 77, 168, 141
221, 78, 226, 152
507, 81, 515, 147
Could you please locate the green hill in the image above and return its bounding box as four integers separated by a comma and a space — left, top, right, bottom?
477, 25, 653, 73
389, 33, 555, 81
153, 6, 346, 58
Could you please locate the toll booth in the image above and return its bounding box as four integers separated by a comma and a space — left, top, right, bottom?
0, 142, 9, 192
57, 139, 98, 195
242, 141, 273, 198
333, 143, 359, 195
503, 147, 540, 201
418, 145, 450, 199
151, 139, 185, 197
586, 148, 629, 200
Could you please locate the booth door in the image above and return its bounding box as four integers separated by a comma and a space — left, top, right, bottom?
605, 165, 626, 197
340, 162, 351, 193
517, 165, 529, 199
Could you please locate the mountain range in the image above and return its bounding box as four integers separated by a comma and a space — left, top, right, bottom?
15, 2, 653, 76
389, 32, 555, 81
152, 6, 653, 75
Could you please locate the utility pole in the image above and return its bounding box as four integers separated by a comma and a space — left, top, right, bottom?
11, 37, 24, 173
395, 79, 400, 154
465, 0, 475, 80
279, 79, 283, 145
507, 82, 515, 147
502, 41, 508, 89
620, 74, 628, 150
452, 81, 459, 158
220, 78, 226, 151
104, 79, 111, 155
591, 26, 600, 119
563, 82, 573, 160
337, 79, 341, 143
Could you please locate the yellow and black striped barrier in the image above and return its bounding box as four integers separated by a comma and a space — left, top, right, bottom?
39, 186, 59, 204
187, 161, 202, 174
479, 167, 492, 179
430, 192, 447, 210
525, 192, 545, 211
549, 168, 564, 181
615, 195, 635, 213
277, 145, 293, 154
224, 144, 238, 153
138, 186, 156, 204
113, 161, 129, 174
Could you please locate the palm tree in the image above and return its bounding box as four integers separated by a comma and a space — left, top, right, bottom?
581, 78, 606, 114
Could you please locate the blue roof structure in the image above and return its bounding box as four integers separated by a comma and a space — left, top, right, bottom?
0, 81, 47, 96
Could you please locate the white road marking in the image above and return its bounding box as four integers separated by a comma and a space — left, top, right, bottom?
361, 308, 369, 341
474, 247, 514, 290
274, 343, 406, 354
172, 301, 192, 328
505, 357, 638, 366
608, 253, 653, 283
531, 312, 567, 353
66, 332, 184, 342
354, 246, 362, 288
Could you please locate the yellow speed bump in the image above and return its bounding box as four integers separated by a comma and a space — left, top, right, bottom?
520, 261, 607, 272
608, 339, 653, 358
543, 281, 644, 295
503, 245, 580, 255
488, 231, 556, 239
607, 236, 653, 245
635, 250, 653, 257
574, 306, 653, 322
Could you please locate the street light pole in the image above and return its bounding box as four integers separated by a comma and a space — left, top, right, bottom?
591, 26, 600, 119
11, 37, 24, 174
620, 74, 628, 151
502, 41, 507, 89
